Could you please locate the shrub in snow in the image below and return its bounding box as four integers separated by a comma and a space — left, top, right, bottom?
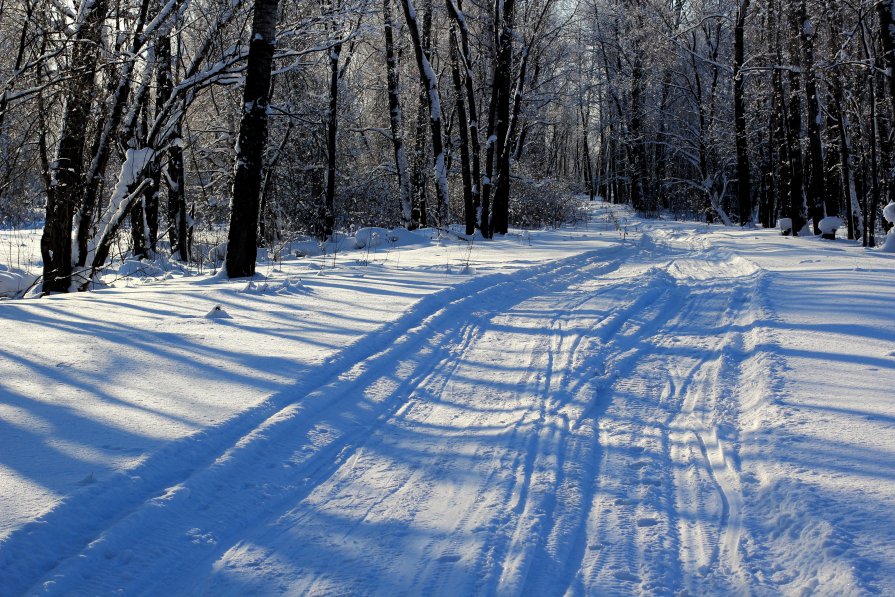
509, 176, 587, 230
818, 216, 843, 240
778, 218, 793, 236
117, 258, 165, 278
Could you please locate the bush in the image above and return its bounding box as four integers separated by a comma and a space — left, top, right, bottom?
508, 176, 587, 229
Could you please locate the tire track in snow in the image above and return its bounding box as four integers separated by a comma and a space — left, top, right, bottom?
19, 247, 635, 596
566, 237, 764, 595
575, 268, 688, 595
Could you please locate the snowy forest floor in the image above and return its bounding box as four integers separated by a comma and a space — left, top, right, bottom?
1, 203, 894, 595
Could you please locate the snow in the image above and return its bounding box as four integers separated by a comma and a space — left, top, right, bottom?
818, 216, 843, 235
884, 201, 895, 225
778, 217, 792, 234
882, 203, 895, 253
354, 227, 393, 249
1, 202, 895, 594
0, 265, 38, 298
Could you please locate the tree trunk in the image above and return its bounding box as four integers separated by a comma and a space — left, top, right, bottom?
323, 34, 342, 240
798, 0, 825, 232
785, 2, 807, 234
41, 0, 108, 293
399, 0, 450, 229
75, 0, 155, 271
446, 0, 482, 232
489, 0, 516, 235
157, 28, 190, 261
383, 0, 413, 228
733, 0, 752, 225
226, 0, 280, 278
449, 28, 475, 234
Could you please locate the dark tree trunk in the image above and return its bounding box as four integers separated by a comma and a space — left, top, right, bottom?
798, 0, 825, 232
489, 0, 516, 235
226, 0, 280, 278
785, 2, 807, 234
629, 51, 646, 213
769, 0, 790, 231
159, 38, 189, 260
41, 0, 108, 293
408, 0, 433, 228
131, 199, 148, 259
733, 0, 752, 225
384, 0, 413, 228
399, 0, 451, 228
322, 36, 342, 240
449, 28, 475, 235
581, 105, 594, 200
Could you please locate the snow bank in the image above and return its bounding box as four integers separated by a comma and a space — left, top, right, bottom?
354, 227, 394, 249
117, 259, 166, 278
884, 201, 895, 225
0, 266, 38, 298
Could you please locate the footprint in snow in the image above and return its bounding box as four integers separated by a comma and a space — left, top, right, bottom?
613, 570, 640, 583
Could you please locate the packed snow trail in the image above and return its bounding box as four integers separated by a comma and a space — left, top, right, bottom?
11, 234, 760, 595
3, 213, 894, 595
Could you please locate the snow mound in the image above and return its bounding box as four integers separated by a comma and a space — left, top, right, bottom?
818, 216, 843, 236
117, 259, 165, 278
274, 278, 309, 295
387, 227, 435, 246
883, 203, 895, 253
0, 266, 38, 298
778, 218, 793, 235
355, 227, 395, 249
882, 233, 895, 253
239, 280, 269, 294
884, 202, 895, 225
204, 304, 232, 319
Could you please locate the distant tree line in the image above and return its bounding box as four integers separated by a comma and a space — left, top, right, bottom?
0, 0, 892, 290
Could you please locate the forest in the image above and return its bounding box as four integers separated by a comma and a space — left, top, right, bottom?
1, 0, 894, 291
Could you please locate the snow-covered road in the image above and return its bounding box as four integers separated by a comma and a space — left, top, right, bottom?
2, 207, 894, 595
